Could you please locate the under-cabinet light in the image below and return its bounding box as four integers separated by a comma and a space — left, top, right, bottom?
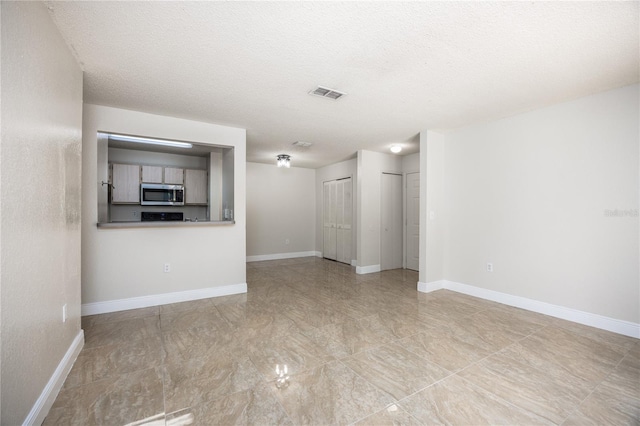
109, 133, 193, 149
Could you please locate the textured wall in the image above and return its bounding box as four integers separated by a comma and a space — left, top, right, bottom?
356, 150, 403, 269
246, 162, 316, 257
1, 2, 83, 424
82, 105, 246, 304
444, 84, 639, 323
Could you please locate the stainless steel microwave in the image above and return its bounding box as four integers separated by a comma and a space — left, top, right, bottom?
140, 183, 184, 206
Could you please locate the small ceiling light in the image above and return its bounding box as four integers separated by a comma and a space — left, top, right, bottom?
390, 145, 402, 154
108, 133, 193, 149
277, 154, 291, 168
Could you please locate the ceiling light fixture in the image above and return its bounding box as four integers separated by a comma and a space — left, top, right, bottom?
390, 145, 402, 154
108, 133, 193, 149
277, 154, 291, 168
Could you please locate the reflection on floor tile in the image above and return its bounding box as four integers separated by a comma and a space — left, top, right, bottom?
44, 367, 164, 425
45, 257, 639, 425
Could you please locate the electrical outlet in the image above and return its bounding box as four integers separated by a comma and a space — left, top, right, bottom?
486, 263, 493, 272
62, 304, 67, 323
285, 239, 290, 245
164, 263, 171, 273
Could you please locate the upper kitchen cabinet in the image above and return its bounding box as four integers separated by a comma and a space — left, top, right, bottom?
185, 169, 208, 205
141, 165, 163, 183
111, 163, 140, 203
164, 167, 184, 185
141, 165, 184, 184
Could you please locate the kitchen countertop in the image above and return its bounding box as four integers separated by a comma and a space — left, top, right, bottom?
97, 220, 235, 229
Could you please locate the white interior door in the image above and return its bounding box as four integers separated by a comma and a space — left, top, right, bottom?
336, 178, 352, 264
381, 173, 403, 270
324, 178, 352, 264
406, 172, 420, 271
323, 181, 337, 260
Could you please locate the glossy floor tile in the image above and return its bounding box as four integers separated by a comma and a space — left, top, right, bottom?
46, 257, 639, 425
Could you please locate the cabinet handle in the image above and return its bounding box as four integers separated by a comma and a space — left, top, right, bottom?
101, 181, 115, 190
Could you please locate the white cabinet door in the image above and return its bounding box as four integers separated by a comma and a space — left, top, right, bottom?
111, 163, 140, 203
141, 165, 163, 183
185, 169, 208, 204
164, 167, 184, 184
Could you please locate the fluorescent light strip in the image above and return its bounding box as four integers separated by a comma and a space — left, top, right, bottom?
109, 134, 193, 149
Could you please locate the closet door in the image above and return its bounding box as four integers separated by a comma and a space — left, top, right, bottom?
381, 173, 403, 270
336, 178, 352, 265
323, 181, 337, 260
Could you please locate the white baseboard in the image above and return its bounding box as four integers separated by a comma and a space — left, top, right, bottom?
356, 264, 381, 275
247, 251, 321, 262
418, 279, 639, 338
351, 260, 357, 267
417, 280, 445, 293
81, 283, 247, 316
24, 330, 84, 426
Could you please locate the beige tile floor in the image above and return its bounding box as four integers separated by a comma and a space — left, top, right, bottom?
45, 257, 639, 425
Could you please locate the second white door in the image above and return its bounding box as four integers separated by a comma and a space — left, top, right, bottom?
381, 173, 403, 271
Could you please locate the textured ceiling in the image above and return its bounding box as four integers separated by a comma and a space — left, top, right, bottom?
46, 1, 639, 168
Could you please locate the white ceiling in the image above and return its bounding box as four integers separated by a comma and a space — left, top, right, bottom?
46, 1, 639, 169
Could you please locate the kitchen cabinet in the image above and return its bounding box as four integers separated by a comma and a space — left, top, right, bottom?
111, 163, 140, 203
141, 165, 163, 183
185, 169, 208, 205
164, 167, 184, 185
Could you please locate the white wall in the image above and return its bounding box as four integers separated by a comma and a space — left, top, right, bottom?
315, 158, 357, 260
1, 2, 83, 424
419, 132, 445, 284
356, 150, 403, 271
246, 162, 316, 258
82, 104, 246, 306
402, 152, 420, 174
443, 84, 639, 323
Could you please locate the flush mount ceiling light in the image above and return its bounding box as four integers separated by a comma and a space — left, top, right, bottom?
108, 133, 193, 149
308, 86, 347, 100
390, 145, 402, 154
277, 154, 291, 168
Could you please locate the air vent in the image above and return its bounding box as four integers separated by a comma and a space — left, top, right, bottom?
292, 141, 313, 148
308, 86, 346, 100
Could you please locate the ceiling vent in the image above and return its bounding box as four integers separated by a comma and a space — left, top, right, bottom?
308, 86, 346, 100
292, 141, 313, 148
